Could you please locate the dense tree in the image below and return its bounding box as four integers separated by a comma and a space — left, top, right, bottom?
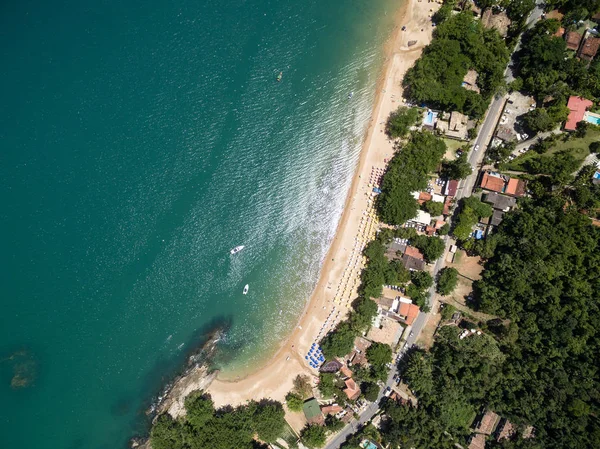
151, 414, 184, 449
320, 321, 357, 358
439, 303, 456, 321
362, 381, 380, 402
318, 373, 339, 399
293, 374, 312, 399
436, 267, 459, 296
487, 141, 515, 164
410, 270, 434, 290
185, 391, 215, 430
325, 415, 345, 433
523, 149, 581, 184
301, 424, 327, 448
285, 392, 304, 412
452, 196, 493, 241
522, 105, 569, 134
470, 196, 600, 447
385, 106, 421, 138
403, 12, 509, 117
517, 17, 600, 102
442, 154, 472, 180
438, 223, 450, 235
366, 342, 393, 383
150, 391, 287, 449
412, 235, 446, 263
377, 132, 447, 225
252, 401, 287, 443
424, 199, 444, 216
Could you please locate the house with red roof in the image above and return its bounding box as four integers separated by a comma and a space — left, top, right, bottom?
566, 31, 583, 51
398, 302, 420, 326
480, 171, 506, 193
578, 34, 600, 61
505, 178, 526, 197
343, 378, 361, 401
565, 96, 594, 131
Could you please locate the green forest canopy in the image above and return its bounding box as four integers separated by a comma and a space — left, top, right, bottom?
377, 131, 446, 225
403, 12, 510, 117
388, 196, 600, 448
150, 392, 286, 449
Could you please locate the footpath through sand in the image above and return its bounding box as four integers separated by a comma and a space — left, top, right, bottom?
204, 0, 439, 409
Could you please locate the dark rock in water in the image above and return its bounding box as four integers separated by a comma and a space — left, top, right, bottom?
129, 436, 147, 448
147, 327, 224, 419
1, 349, 38, 390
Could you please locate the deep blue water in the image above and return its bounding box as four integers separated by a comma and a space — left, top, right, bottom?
0, 0, 395, 447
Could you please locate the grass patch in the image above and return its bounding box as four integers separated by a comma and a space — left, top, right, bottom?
442, 138, 466, 160
503, 129, 598, 172
453, 250, 463, 264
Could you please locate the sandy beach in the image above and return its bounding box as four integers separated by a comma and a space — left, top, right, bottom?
205, 0, 439, 409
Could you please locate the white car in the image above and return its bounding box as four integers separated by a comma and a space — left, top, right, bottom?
473, 144, 480, 151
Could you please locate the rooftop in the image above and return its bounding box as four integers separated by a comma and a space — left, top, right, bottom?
343, 378, 361, 401
468, 433, 486, 449
398, 302, 420, 325
321, 404, 343, 415
437, 110, 469, 139
480, 171, 506, 193
565, 96, 594, 131
319, 359, 343, 373
340, 365, 353, 378
578, 35, 600, 61
412, 209, 432, 226
474, 410, 500, 435
483, 192, 516, 211
444, 179, 459, 197
505, 178, 526, 197
303, 398, 324, 425
404, 246, 424, 260
402, 254, 425, 271
491, 209, 505, 226
496, 419, 516, 442
566, 31, 583, 51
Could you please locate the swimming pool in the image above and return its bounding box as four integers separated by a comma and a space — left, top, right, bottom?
584, 112, 600, 125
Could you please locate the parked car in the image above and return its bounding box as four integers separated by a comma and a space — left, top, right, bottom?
384, 386, 392, 397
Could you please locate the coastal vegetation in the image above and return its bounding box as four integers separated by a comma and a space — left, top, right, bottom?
385, 106, 421, 139
377, 131, 446, 225
423, 199, 444, 216
451, 196, 493, 241
441, 154, 472, 180
300, 424, 327, 448
150, 391, 286, 449
411, 234, 445, 263
403, 12, 510, 118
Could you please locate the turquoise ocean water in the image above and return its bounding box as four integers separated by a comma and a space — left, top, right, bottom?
0, 0, 396, 447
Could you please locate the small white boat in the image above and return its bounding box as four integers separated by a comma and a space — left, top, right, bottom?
348, 91, 354, 99
230, 245, 245, 255
243, 284, 249, 295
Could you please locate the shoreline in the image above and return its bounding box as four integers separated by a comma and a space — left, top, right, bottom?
205, 0, 437, 409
